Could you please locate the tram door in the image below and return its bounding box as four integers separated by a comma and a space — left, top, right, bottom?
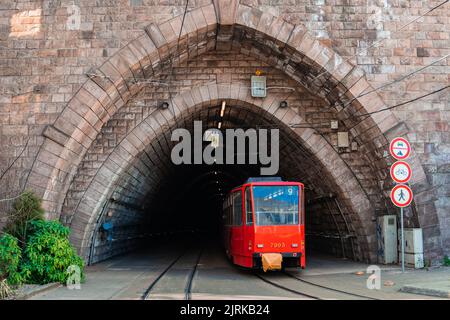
243, 187, 254, 257
231, 190, 244, 259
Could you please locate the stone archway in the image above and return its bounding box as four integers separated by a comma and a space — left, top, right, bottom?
64, 85, 375, 262
24, 0, 442, 263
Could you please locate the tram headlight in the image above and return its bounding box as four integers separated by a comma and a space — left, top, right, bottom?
291, 243, 298, 248
257, 244, 264, 248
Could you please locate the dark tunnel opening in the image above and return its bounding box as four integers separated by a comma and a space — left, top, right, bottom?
89, 102, 361, 264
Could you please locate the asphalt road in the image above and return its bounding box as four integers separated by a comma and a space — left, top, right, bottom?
30, 237, 449, 300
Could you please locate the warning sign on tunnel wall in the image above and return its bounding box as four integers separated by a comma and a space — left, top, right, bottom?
389, 137, 414, 208
390, 161, 412, 184
389, 137, 411, 160
390, 184, 413, 208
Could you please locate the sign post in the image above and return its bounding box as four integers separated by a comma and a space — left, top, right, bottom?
389, 137, 413, 273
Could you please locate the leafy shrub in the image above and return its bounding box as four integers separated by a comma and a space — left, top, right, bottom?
20, 220, 84, 285
5, 191, 44, 246
444, 255, 450, 266
0, 233, 23, 285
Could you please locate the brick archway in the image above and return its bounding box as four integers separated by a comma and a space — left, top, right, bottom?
25, 0, 442, 263
65, 83, 375, 261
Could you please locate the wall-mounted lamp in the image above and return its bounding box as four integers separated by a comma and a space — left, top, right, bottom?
279, 101, 288, 108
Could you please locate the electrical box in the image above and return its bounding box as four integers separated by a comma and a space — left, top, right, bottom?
377, 215, 398, 264
399, 228, 424, 269
251, 76, 266, 97
330, 120, 338, 129
337, 132, 349, 148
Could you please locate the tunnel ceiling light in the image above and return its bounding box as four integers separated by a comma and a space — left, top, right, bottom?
220, 101, 226, 117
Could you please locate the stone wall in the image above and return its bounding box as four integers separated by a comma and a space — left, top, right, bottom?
0, 0, 449, 262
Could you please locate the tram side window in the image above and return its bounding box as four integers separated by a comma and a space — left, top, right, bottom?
245, 187, 253, 225
233, 192, 242, 226
223, 197, 232, 226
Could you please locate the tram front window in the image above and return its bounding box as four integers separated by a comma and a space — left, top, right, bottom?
253, 185, 299, 226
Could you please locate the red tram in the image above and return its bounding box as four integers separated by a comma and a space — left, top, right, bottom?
222, 177, 305, 271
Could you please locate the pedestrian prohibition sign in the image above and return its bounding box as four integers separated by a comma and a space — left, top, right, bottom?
390, 161, 412, 184
389, 137, 411, 160
390, 184, 413, 208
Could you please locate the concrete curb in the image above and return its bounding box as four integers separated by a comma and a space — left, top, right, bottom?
400, 284, 450, 299
14, 283, 62, 300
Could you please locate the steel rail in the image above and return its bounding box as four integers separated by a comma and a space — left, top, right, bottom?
254, 273, 321, 300
185, 248, 204, 300
142, 248, 188, 300
283, 271, 380, 300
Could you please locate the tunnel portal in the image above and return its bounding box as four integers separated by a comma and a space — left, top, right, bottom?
24, 2, 431, 266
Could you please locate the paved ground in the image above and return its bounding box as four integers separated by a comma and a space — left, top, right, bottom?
30, 238, 450, 300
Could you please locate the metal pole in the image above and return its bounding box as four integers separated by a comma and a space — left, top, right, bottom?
401, 207, 405, 273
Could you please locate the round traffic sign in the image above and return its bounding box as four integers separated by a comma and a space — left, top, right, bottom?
390, 184, 413, 208
390, 161, 412, 184
390, 137, 411, 160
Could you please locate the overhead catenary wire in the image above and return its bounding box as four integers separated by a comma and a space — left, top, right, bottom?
336, 54, 450, 111
165, 0, 190, 115
355, 84, 450, 118
0, 137, 30, 182
312, 0, 450, 81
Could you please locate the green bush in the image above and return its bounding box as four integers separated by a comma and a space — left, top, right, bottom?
444, 255, 450, 266
0, 233, 23, 285
5, 191, 44, 246
20, 220, 84, 285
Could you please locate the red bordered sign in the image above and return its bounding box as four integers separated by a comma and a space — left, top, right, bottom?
390, 161, 412, 184
389, 137, 411, 160
390, 184, 413, 208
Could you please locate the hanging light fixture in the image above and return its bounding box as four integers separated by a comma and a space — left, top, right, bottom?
220, 101, 226, 117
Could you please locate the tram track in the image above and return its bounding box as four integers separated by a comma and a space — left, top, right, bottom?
254, 273, 322, 300
283, 271, 380, 300
185, 247, 203, 300
143, 247, 204, 300
255, 271, 379, 300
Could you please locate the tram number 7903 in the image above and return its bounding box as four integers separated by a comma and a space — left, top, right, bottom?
270, 242, 285, 248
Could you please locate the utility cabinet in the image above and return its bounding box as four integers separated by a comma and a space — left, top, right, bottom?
377, 215, 398, 264
399, 228, 424, 269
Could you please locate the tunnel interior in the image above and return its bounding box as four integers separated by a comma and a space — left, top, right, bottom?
87, 101, 362, 264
